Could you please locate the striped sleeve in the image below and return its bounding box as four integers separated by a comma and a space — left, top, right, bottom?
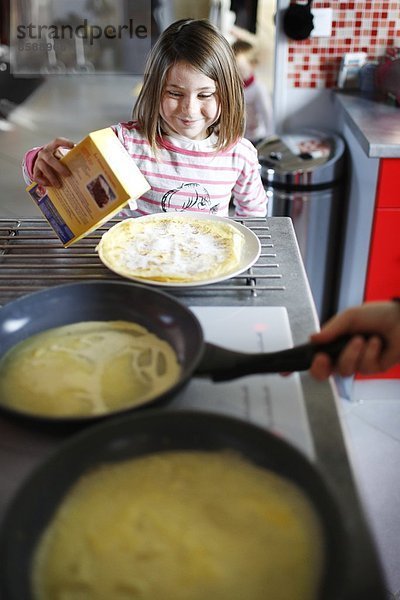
231, 141, 267, 217
22, 147, 42, 185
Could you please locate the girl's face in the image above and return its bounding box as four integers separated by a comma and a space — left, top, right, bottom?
160, 61, 220, 140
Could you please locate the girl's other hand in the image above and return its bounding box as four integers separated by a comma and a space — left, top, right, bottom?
33, 138, 75, 188
309, 301, 400, 380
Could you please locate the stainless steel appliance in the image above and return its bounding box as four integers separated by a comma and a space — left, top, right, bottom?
258, 130, 346, 322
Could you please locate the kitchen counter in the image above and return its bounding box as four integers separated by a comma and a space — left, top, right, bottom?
0, 216, 387, 597
335, 91, 400, 158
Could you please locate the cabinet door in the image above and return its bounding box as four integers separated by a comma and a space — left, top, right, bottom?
362, 207, 400, 379
375, 159, 400, 208
365, 208, 400, 300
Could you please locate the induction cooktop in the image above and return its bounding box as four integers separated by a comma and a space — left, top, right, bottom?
168, 306, 314, 459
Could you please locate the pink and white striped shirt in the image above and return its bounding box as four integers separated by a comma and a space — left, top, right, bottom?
113, 121, 267, 218
22, 121, 267, 218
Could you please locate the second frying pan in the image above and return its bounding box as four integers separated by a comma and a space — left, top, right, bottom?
0, 410, 351, 600
0, 281, 349, 423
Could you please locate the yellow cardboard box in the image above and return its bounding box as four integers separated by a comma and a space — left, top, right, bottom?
26, 127, 150, 247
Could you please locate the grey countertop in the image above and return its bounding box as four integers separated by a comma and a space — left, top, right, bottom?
0, 216, 387, 597
335, 91, 400, 158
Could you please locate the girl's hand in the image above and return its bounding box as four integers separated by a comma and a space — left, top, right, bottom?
309, 301, 400, 380
33, 138, 75, 187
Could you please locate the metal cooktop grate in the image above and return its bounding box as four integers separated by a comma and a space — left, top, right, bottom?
0, 218, 285, 306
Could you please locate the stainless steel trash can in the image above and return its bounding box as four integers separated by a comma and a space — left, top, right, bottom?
258, 130, 346, 322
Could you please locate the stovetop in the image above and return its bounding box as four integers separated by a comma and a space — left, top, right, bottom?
0, 217, 285, 306
0, 217, 313, 457
174, 306, 314, 458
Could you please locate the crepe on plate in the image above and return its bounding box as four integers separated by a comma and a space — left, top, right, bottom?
97, 216, 245, 283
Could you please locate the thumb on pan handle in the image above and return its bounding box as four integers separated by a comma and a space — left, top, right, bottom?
196, 334, 383, 382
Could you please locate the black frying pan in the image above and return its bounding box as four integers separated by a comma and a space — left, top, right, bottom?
0, 281, 350, 423
0, 410, 350, 600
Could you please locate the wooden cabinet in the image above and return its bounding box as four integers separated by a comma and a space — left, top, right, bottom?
361, 158, 400, 379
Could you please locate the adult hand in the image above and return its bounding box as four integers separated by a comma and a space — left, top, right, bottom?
309, 301, 400, 380
33, 138, 75, 187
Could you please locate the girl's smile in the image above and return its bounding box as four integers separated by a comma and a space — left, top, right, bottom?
161, 61, 220, 140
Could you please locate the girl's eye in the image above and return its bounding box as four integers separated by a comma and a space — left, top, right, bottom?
165, 91, 215, 99
167, 91, 182, 98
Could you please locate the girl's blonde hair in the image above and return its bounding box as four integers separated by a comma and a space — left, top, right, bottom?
132, 18, 245, 153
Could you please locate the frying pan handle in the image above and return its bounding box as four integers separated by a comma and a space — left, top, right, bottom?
196, 334, 379, 382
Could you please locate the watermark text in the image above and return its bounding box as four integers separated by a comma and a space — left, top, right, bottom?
16, 19, 148, 45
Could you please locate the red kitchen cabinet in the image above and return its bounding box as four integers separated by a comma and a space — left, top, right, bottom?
361, 158, 400, 379
374, 159, 400, 208
365, 209, 400, 300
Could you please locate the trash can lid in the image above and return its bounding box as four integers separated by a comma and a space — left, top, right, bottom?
257, 129, 345, 185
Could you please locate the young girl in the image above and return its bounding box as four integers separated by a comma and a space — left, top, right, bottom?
23, 19, 267, 218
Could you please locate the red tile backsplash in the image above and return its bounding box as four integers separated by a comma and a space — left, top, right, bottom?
287, 0, 400, 88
